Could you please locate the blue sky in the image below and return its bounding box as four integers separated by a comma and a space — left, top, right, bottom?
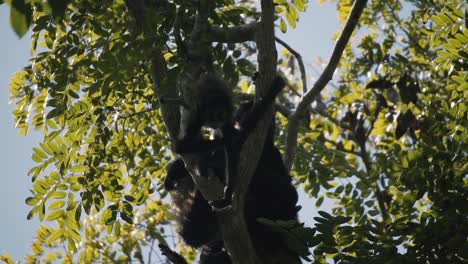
0, 2, 339, 261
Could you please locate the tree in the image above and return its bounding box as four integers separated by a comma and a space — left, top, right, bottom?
1, 0, 467, 263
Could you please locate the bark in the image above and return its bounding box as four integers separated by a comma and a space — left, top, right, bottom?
217, 0, 279, 262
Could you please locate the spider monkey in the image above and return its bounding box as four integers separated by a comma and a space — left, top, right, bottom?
164, 95, 300, 263
164, 158, 230, 264
174, 73, 286, 209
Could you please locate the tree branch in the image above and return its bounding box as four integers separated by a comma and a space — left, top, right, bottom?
315, 108, 351, 131
150, 52, 180, 140
218, 1, 278, 264
359, 107, 389, 221
283, 0, 369, 170
275, 37, 308, 95
358, 141, 388, 221
209, 22, 258, 43
173, 7, 187, 58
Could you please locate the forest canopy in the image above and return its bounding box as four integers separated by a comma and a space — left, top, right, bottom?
1, 0, 467, 263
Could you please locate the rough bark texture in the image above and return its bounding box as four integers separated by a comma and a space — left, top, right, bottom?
218, 1, 279, 262
151, 53, 179, 140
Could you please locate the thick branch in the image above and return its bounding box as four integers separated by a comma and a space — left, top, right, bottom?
283, 0, 369, 170
173, 7, 187, 58
219, 1, 278, 264
151, 52, 180, 140
185, 0, 213, 70
170, 1, 258, 263
209, 22, 258, 43
275, 37, 308, 95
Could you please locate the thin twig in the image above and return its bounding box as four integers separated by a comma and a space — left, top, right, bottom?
358, 141, 388, 221
275, 37, 308, 95
286, 82, 302, 97
314, 108, 351, 131
324, 139, 361, 156
148, 239, 154, 264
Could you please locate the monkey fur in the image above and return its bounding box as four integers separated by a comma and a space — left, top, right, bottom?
164, 93, 300, 263
174, 74, 287, 209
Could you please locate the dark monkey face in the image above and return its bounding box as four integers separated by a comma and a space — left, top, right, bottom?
202, 97, 231, 129
195, 74, 233, 130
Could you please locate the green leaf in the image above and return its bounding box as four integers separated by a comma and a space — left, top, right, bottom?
114, 221, 121, 236
431, 15, 446, 27
46, 209, 65, 221
47, 229, 64, 243
120, 212, 133, 224
25, 197, 39, 206
48, 200, 65, 210
274, 0, 288, 5
285, 11, 297, 28
47, 0, 70, 17
33, 147, 48, 159
315, 195, 324, 207
313, 217, 328, 224
9, 0, 32, 37
318, 211, 332, 219
70, 165, 87, 173
279, 18, 287, 33
124, 195, 135, 202
51, 191, 67, 199
401, 155, 409, 168
67, 237, 77, 252
288, 4, 299, 20
368, 209, 380, 217
334, 216, 351, 225
294, 0, 306, 12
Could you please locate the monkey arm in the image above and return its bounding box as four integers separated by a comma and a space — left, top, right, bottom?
236, 75, 286, 142
158, 244, 189, 264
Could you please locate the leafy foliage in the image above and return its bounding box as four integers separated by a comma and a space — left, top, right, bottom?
290, 0, 467, 262
274, 0, 308, 33
2, 0, 467, 263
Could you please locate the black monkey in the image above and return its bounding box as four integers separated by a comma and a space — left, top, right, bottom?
175, 74, 286, 209
164, 158, 221, 248
159, 241, 230, 264
199, 241, 232, 264
164, 158, 230, 264
164, 96, 300, 263
176, 73, 233, 143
